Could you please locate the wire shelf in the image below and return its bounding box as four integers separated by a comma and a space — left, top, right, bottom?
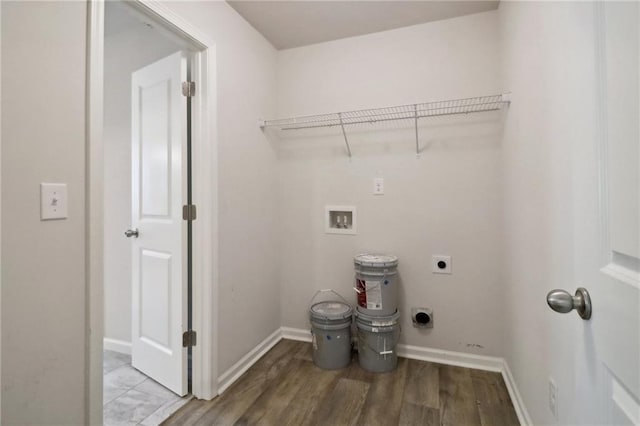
260, 94, 511, 157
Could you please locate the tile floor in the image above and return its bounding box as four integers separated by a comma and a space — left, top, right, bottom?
103, 350, 191, 426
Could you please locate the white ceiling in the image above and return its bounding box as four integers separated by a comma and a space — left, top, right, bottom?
227, 1, 499, 50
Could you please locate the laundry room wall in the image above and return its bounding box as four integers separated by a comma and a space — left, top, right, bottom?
1, 1, 87, 423
275, 10, 506, 356
103, 5, 184, 352
160, 1, 280, 379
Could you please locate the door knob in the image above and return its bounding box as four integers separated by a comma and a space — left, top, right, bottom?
124, 228, 139, 238
546, 287, 592, 320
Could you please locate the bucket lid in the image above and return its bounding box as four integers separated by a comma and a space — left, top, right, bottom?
354, 254, 399, 267
355, 309, 401, 326
310, 301, 353, 321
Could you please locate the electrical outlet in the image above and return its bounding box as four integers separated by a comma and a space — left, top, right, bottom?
549, 377, 558, 419
373, 178, 384, 195
432, 255, 452, 274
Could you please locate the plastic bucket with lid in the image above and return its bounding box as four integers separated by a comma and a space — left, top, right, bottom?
355, 309, 401, 373
354, 254, 399, 316
309, 289, 353, 370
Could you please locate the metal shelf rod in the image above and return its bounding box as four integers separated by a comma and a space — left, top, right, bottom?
338, 112, 352, 158
414, 104, 419, 156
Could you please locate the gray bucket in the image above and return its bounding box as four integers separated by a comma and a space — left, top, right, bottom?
355, 309, 401, 373
309, 290, 353, 370
354, 254, 399, 316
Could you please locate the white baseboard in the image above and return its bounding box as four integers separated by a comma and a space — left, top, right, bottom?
280, 326, 312, 342
103, 338, 132, 355
396, 343, 504, 372
216, 328, 282, 395
501, 360, 533, 426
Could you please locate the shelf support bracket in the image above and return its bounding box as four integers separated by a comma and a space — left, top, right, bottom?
414, 104, 420, 158
338, 113, 352, 158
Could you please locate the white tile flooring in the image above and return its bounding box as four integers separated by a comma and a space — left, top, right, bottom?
103, 350, 191, 426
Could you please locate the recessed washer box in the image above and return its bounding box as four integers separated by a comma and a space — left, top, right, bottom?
325, 205, 356, 235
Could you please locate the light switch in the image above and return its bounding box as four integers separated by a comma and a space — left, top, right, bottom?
41, 183, 68, 220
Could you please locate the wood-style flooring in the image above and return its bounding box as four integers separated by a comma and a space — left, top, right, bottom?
163, 339, 519, 426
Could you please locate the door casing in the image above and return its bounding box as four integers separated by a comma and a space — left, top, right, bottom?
87, 1, 218, 423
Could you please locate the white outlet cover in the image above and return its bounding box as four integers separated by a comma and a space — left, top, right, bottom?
373, 177, 384, 195
432, 255, 452, 274
41, 183, 68, 220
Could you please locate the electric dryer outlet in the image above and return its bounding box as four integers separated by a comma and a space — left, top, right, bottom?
432, 255, 452, 274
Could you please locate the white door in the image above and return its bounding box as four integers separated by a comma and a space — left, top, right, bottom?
130, 51, 189, 396
558, 3, 639, 424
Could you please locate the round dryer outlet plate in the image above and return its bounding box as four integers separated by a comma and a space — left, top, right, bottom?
432, 255, 452, 274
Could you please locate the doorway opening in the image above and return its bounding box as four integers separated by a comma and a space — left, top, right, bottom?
103, 2, 195, 423
88, 1, 217, 424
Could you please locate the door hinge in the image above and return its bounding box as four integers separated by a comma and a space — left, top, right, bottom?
182, 81, 195, 97
183, 330, 197, 347
183, 204, 197, 221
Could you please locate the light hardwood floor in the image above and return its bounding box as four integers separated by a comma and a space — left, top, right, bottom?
163, 339, 519, 426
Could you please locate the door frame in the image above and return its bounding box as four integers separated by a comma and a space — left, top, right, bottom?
86, 1, 218, 423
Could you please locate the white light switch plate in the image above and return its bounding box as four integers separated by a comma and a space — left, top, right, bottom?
41, 183, 68, 220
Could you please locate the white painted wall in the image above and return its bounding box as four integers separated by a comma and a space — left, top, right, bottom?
275, 11, 505, 356
0, 2, 3, 420
103, 10, 183, 350
160, 1, 280, 376
1, 1, 87, 424
499, 2, 604, 423
1, 1, 279, 422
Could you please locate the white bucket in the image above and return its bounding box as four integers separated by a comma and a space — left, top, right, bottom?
309, 290, 353, 370
354, 254, 399, 316
355, 309, 401, 373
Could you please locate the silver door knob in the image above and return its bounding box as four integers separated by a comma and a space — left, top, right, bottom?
546, 287, 592, 320
124, 228, 139, 238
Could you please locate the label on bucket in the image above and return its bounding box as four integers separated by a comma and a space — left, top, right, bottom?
356, 279, 382, 310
